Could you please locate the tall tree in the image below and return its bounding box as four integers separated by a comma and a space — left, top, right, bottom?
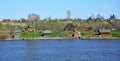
66, 10, 71, 21
95, 14, 104, 21
110, 14, 116, 19
28, 13, 40, 21
27, 13, 40, 32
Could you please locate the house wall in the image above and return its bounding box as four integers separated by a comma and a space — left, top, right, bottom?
74, 34, 79, 37
101, 33, 111, 37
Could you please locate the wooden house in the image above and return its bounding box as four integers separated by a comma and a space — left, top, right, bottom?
64, 23, 75, 31
99, 29, 111, 37
73, 31, 79, 38
2, 19, 11, 22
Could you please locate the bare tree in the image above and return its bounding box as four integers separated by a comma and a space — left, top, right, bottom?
28, 13, 40, 21
110, 14, 116, 19
96, 14, 104, 21
66, 10, 71, 21
27, 13, 40, 32
111, 20, 120, 31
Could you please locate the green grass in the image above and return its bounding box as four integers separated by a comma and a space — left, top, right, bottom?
111, 32, 120, 37
81, 31, 94, 37
50, 31, 60, 37
50, 31, 73, 39
20, 32, 41, 38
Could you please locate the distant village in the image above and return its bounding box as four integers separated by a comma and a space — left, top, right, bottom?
0, 13, 120, 40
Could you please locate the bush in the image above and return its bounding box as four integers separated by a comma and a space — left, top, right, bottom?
0, 35, 7, 40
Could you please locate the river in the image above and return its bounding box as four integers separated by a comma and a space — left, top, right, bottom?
0, 39, 120, 61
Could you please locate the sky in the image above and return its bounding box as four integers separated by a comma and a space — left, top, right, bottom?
0, 0, 120, 20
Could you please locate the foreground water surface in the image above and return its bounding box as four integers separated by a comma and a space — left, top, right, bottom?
0, 39, 120, 61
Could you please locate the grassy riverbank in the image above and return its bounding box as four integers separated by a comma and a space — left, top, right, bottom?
0, 21, 120, 40
0, 31, 120, 40
19, 31, 120, 40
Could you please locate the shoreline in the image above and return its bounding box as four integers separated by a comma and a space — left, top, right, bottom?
1, 37, 120, 40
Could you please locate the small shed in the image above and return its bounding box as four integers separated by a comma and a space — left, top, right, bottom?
73, 31, 79, 38
41, 30, 51, 36
12, 34, 20, 38
99, 29, 111, 37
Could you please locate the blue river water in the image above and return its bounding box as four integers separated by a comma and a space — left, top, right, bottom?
0, 39, 120, 61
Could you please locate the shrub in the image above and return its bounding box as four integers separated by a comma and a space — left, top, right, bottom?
0, 35, 7, 40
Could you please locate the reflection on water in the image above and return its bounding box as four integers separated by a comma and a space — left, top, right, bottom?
0, 40, 120, 61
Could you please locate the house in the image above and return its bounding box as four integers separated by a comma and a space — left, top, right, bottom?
41, 30, 51, 36
64, 23, 75, 31
98, 29, 111, 37
73, 31, 79, 39
2, 19, 11, 22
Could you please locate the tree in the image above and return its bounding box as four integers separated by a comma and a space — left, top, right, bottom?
111, 20, 120, 31
110, 14, 116, 19
87, 17, 93, 21
28, 13, 40, 21
19, 18, 26, 23
48, 17, 52, 21
87, 15, 95, 22
96, 14, 104, 21
66, 10, 71, 20
27, 13, 40, 32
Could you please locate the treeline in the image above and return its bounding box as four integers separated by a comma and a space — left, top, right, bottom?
8, 14, 120, 31
0, 13, 120, 32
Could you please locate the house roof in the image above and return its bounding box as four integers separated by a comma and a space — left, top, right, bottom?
99, 29, 111, 33
2, 19, 11, 22
42, 30, 51, 33
73, 31, 78, 34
